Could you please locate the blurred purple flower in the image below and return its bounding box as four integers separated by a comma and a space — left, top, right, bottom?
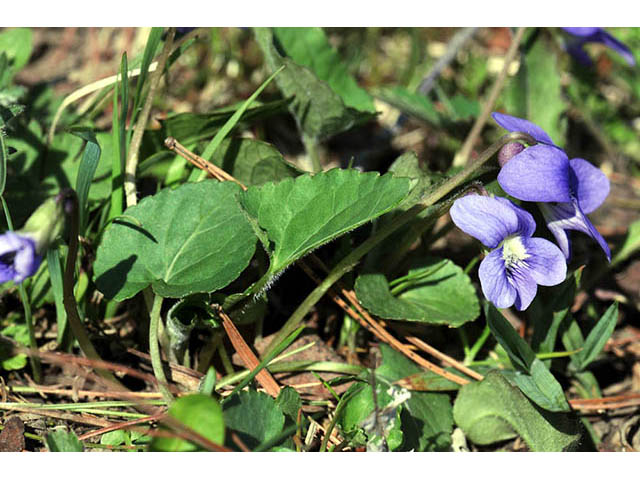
450, 195, 566, 311
562, 27, 635, 66
493, 112, 611, 261
0, 231, 42, 284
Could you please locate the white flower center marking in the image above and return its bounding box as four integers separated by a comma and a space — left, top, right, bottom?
501, 235, 529, 268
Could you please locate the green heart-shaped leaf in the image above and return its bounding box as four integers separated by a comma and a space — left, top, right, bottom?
453, 371, 581, 451
241, 168, 410, 278
94, 180, 257, 300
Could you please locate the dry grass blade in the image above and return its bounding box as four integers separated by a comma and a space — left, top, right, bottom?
403, 335, 484, 381
569, 393, 640, 411
218, 307, 281, 398
164, 137, 248, 191
77, 413, 165, 441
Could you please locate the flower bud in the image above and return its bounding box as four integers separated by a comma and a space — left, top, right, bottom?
497, 142, 525, 167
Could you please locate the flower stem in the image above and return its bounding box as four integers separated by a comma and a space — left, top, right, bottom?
149, 293, 174, 404
61, 191, 119, 384
262, 131, 536, 358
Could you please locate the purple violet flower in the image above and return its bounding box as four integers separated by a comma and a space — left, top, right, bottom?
0, 231, 42, 284
492, 112, 611, 261
450, 195, 566, 311
562, 27, 635, 67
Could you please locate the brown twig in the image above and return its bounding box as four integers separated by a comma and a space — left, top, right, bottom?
77, 412, 165, 441
217, 307, 281, 398
455, 27, 527, 166
403, 335, 484, 381
569, 393, 640, 411
0, 405, 113, 428
164, 137, 248, 191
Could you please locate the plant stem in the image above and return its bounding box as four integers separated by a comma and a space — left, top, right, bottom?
302, 134, 322, 173
61, 191, 119, 384
454, 27, 527, 167
263, 131, 536, 358
149, 294, 174, 403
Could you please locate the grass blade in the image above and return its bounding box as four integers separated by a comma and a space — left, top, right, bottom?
46, 247, 68, 346
196, 65, 285, 180
72, 130, 102, 234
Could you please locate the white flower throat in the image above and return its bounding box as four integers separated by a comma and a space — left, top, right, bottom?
501, 235, 529, 268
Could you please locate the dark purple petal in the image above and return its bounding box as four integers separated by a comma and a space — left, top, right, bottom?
478, 249, 517, 309
491, 112, 556, 146
450, 195, 521, 249
498, 144, 572, 203
569, 158, 610, 214
539, 200, 611, 261
521, 237, 567, 286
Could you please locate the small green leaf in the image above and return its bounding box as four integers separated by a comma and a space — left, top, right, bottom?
486, 303, 535, 372
453, 371, 581, 451
72, 130, 102, 234
275, 387, 302, 425
337, 345, 453, 451
241, 168, 409, 278
272, 27, 375, 113
223, 390, 285, 450
210, 137, 302, 186
612, 219, 640, 266
486, 303, 570, 412
0, 28, 33, 74
355, 257, 479, 326
0, 323, 29, 370
100, 429, 129, 446
94, 180, 257, 300
151, 394, 225, 452
254, 28, 374, 140
373, 86, 441, 125
574, 303, 618, 371
46, 430, 83, 452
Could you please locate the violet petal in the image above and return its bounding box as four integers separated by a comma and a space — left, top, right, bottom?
492, 112, 556, 146
450, 195, 521, 249
539, 200, 611, 261
498, 144, 572, 203
521, 237, 568, 286
510, 265, 538, 311
569, 158, 610, 214
478, 249, 517, 309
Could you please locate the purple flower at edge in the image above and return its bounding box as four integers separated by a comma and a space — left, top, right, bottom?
450, 195, 566, 311
493, 112, 611, 261
562, 27, 635, 67
0, 231, 42, 284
